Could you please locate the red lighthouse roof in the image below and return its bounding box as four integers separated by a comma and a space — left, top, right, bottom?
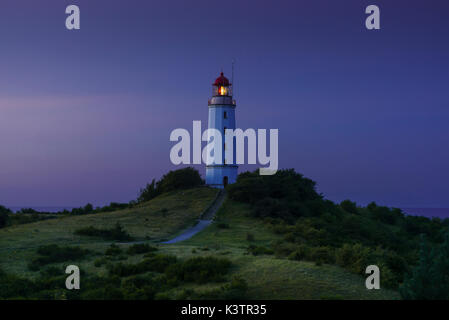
213, 72, 230, 87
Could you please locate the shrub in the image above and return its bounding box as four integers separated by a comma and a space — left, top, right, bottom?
75, 223, 133, 241
105, 244, 122, 256
246, 233, 255, 241
127, 244, 158, 255
108, 254, 177, 277
221, 276, 248, 299
166, 257, 232, 284
121, 276, 161, 300
288, 244, 310, 261
228, 169, 320, 206
246, 245, 274, 256
0, 206, 12, 228
28, 245, 90, 270
309, 246, 335, 264
138, 179, 158, 203
273, 242, 298, 258
217, 222, 230, 229
94, 258, 107, 267
0, 273, 37, 298
138, 167, 204, 203
340, 200, 358, 214
400, 233, 449, 299
369, 204, 404, 225
335, 243, 371, 274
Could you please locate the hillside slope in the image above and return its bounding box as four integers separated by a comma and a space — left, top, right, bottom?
162, 200, 400, 299
0, 186, 399, 299
0, 187, 218, 276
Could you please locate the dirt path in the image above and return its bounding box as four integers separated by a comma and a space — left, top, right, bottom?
160, 189, 226, 244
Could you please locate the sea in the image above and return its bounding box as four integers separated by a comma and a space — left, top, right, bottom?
400, 208, 449, 219
9, 206, 75, 213
7, 206, 449, 219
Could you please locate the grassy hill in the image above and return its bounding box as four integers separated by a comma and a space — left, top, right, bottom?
162, 200, 399, 299
0, 187, 217, 276
0, 185, 400, 299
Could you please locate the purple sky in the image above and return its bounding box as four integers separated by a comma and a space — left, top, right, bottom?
0, 0, 448, 208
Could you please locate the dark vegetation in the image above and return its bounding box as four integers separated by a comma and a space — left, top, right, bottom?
0, 203, 131, 229
138, 167, 204, 203
74, 223, 133, 241
2, 167, 448, 299
127, 244, 158, 255
227, 169, 449, 296
0, 206, 11, 228
400, 233, 449, 299
28, 245, 90, 271
0, 244, 245, 300
246, 245, 274, 256
69, 202, 130, 215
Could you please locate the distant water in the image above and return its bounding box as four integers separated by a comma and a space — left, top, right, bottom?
7, 206, 449, 219
9, 206, 75, 213
401, 208, 449, 219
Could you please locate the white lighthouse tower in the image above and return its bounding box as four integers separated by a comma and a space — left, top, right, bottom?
205, 72, 238, 188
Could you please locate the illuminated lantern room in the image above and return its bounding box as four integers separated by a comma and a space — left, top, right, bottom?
212, 72, 232, 97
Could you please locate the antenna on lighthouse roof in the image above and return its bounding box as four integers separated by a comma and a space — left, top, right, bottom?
231, 58, 235, 97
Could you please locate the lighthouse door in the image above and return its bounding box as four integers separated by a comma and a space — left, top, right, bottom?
223, 176, 228, 187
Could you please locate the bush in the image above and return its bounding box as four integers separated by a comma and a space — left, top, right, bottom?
138, 179, 158, 203
166, 257, 232, 284
105, 244, 122, 256
246, 245, 274, 256
28, 245, 90, 270
368, 203, 404, 225
335, 244, 371, 274
138, 167, 204, 203
159, 167, 205, 191
127, 244, 158, 255
309, 246, 335, 264
287, 244, 310, 261
273, 242, 298, 258
0, 273, 37, 299
400, 233, 449, 299
228, 169, 320, 206
94, 258, 107, 267
246, 233, 255, 241
0, 206, 12, 228
121, 275, 162, 300
217, 222, 230, 229
340, 200, 358, 214
75, 223, 133, 241
108, 254, 178, 277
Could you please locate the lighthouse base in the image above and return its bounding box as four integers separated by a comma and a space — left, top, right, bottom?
205, 165, 238, 188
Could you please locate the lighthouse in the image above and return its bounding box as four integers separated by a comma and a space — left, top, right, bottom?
205, 72, 238, 188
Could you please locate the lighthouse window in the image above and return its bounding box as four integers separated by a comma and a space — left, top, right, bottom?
220, 86, 227, 96
224, 111, 227, 119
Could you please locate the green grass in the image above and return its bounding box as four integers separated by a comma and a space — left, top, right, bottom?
160, 200, 400, 300
0, 187, 218, 276
0, 188, 400, 299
